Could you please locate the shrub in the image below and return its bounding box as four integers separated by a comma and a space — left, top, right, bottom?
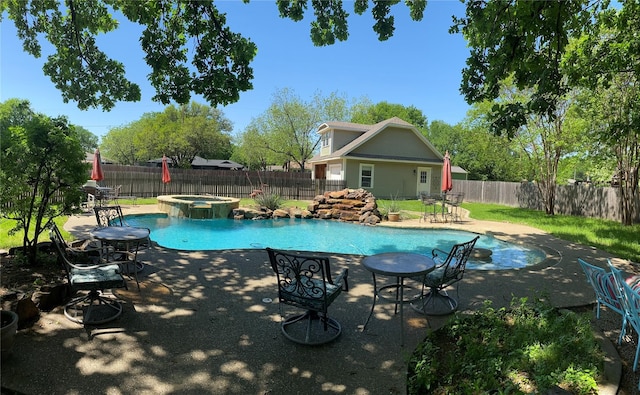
254, 192, 283, 211
407, 298, 603, 394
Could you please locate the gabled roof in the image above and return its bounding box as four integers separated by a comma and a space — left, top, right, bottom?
191, 157, 243, 169
310, 117, 443, 163
318, 121, 370, 133
85, 151, 114, 164
452, 166, 467, 174
147, 156, 244, 169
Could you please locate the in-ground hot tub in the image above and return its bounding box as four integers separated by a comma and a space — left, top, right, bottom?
157, 195, 240, 219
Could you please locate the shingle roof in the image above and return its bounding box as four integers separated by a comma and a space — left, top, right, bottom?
310, 117, 440, 163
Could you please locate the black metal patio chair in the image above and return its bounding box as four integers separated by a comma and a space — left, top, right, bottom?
266, 248, 349, 345
411, 236, 479, 315
49, 223, 126, 325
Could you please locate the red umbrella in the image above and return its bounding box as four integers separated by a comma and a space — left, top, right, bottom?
91, 148, 104, 181
162, 155, 171, 184
441, 151, 452, 193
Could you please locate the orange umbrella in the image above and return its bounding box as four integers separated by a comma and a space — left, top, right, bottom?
91, 148, 104, 181
162, 155, 171, 184
441, 151, 452, 193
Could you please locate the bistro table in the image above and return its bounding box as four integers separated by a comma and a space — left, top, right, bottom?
90, 226, 150, 291
362, 252, 435, 346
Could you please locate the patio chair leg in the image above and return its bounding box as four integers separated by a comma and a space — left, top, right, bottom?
64, 290, 123, 325
281, 311, 341, 345
411, 288, 458, 316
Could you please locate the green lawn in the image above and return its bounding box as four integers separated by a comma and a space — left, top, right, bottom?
2, 198, 638, 262
378, 199, 639, 262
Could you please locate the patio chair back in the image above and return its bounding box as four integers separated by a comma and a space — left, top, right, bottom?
410, 236, 478, 316
578, 258, 624, 319
608, 259, 640, 372
94, 205, 127, 227
266, 248, 348, 345
49, 222, 126, 325
427, 235, 479, 290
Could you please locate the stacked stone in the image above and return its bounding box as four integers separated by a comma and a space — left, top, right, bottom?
308, 188, 381, 224
232, 188, 381, 224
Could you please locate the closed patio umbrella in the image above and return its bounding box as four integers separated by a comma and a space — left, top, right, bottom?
441, 151, 452, 219
441, 151, 452, 193
162, 155, 171, 191
91, 148, 104, 182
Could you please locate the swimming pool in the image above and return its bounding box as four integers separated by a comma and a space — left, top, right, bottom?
124, 214, 546, 270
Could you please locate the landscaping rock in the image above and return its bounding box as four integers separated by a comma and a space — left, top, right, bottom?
32, 284, 68, 312
233, 188, 381, 224
272, 209, 290, 218
307, 188, 381, 224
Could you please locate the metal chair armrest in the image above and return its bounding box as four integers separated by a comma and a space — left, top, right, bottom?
431, 248, 448, 264
335, 268, 349, 292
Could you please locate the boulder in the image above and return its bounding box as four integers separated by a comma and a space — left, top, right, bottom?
272, 209, 290, 218
289, 208, 304, 218
338, 211, 361, 222
363, 214, 381, 225
32, 284, 68, 312
328, 189, 348, 199
16, 297, 40, 329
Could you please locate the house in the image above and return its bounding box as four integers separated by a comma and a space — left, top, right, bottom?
308, 117, 450, 199
190, 156, 244, 170
452, 166, 468, 180
147, 156, 244, 170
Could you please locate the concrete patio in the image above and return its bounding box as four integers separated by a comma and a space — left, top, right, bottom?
0, 205, 631, 394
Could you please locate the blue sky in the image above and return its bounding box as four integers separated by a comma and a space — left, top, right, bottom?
1, 1, 470, 141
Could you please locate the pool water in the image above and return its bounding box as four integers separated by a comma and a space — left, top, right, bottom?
125, 214, 547, 270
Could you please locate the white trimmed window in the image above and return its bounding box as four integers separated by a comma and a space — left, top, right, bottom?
328, 164, 342, 180
359, 164, 374, 188
321, 133, 331, 148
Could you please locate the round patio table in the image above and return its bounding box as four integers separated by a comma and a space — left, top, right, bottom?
90, 226, 150, 291
362, 252, 435, 346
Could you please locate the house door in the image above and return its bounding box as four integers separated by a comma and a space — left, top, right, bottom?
416, 167, 432, 197
314, 164, 326, 180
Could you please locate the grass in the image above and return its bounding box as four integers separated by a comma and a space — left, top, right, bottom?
408, 298, 602, 394
377, 199, 639, 262
1, 198, 638, 263
0, 216, 70, 251
462, 202, 640, 262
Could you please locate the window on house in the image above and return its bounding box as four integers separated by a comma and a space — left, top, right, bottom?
321, 133, 331, 148
420, 171, 428, 184
360, 164, 374, 188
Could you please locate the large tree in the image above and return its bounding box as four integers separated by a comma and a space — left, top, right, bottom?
431, 104, 526, 182
231, 125, 274, 171
0, 99, 87, 264
2, 0, 425, 111
100, 123, 144, 165
73, 125, 99, 153
101, 101, 233, 167
451, 0, 601, 136
241, 89, 349, 171
511, 90, 587, 215
350, 100, 428, 131
564, 2, 640, 225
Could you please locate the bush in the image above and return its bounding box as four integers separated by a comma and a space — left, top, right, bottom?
253, 192, 283, 211
407, 298, 603, 394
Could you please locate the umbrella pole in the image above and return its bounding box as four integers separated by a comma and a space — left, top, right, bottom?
442, 192, 446, 222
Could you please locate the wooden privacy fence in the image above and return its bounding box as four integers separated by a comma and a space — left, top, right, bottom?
96, 165, 346, 200
453, 180, 639, 222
